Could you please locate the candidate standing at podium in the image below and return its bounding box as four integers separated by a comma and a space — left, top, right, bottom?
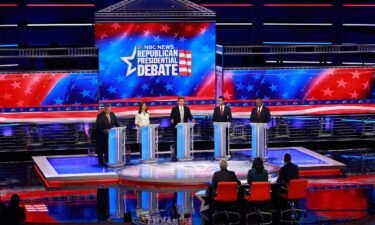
135, 102, 150, 153
96, 103, 120, 166
250, 98, 271, 123
213, 96, 232, 123
170, 97, 195, 160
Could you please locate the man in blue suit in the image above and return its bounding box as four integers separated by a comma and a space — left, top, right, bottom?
250, 98, 271, 123
213, 96, 232, 123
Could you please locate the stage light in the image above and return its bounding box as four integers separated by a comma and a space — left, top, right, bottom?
264, 23, 332, 26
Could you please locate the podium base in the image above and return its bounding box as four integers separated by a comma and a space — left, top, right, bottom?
108, 163, 125, 168
214, 155, 230, 160
142, 159, 157, 164
178, 157, 193, 161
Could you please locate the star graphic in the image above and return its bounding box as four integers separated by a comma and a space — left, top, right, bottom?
351, 70, 360, 79
111, 23, 121, 30
121, 47, 137, 76
143, 29, 150, 37
2, 92, 12, 100
17, 100, 24, 106
290, 80, 296, 87
269, 83, 278, 92
240, 96, 247, 100
165, 83, 173, 91
263, 95, 270, 100
323, 87, 333, 96
153, 35, 161, 43
173, 32, 179, 38
185, 25, 193, 32
90, 78, 98, 85
161, 24, 170, 33
279, 73, 286, 80
54, 97, 63, 105
25, 88, 31, 95
236, 82, 244, 90
201, 45, 209, 53
70, 83, 76, 90
254, 74, 260, 80
11, 81, 21, 89
362, 81, 369, 90
116, 75, 125, 82
336, 79, 347, 88
247, 84, 254, 92
141, 83, 149, 91
99, 32, 108, 40
223, 91, 233, 100
80, 89, 91, 97
107, 86, 117, 94
350, 91, 359, 99
179, 36, 186, 42
200, 27, 207, 34
282, 92, 289, 99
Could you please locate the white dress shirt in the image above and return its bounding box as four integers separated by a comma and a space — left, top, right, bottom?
135, 112, 150, 143
179, 106, 184, 122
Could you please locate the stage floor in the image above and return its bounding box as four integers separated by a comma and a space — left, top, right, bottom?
33, 147, 345, 188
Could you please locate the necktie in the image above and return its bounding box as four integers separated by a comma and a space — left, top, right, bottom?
180, 106, 184, 122
257, 108, 261, 119
220, 106, 224, 116
107, 113, 111, 124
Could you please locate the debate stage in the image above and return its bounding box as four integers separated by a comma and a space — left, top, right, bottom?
33, 147, 345, 189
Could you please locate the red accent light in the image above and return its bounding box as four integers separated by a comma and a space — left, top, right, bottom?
300, 169, 342, 177
264, 4, 333, 7
27, 4, 95, 7
200, 4, 253, 7
0, 4, 17, 7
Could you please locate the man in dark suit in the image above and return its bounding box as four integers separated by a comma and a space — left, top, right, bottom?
212, 96, 232, 156
212, 96, 232, 123
277, 153, 299, 184
169, 97, 195, 160
211, 159, 240, 195
96, 103, 120, 166
250, 98, 271, 123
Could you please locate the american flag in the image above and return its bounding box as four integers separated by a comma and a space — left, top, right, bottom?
179, 49, 192, 76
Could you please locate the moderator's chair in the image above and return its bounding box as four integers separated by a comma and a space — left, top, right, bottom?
280, 179, 308, 223
245, 181, 272, 225
212, 182, 240, 225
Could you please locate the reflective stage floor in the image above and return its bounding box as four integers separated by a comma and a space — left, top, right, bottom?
32, 147, 345, 188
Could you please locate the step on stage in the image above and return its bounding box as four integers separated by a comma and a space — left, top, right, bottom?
33, 147, 345, 188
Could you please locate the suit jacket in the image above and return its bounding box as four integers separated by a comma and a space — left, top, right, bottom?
212, 169, 240, 194
212, 105, 232, 122
96, 111, 120, 149
250, 106, 271, 123
277, 162, 299, 184
170, 105, 193, 127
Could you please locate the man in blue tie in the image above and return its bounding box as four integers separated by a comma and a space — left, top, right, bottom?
250, 98, 271, 123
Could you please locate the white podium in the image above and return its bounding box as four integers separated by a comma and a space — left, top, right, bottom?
108, 126, 126, 167
250, 123, 268, 159
141, 124, 159, 163
176, 122, 195, 161
213, 122, 231, 159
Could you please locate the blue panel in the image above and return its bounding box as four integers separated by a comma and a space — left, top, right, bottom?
47, 156, 112, 174
108, 129, 117, 165
141, 127, 150, 161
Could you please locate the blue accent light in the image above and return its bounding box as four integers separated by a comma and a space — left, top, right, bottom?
141, 127, 150, 161
108, 129, 117, 165
263, 41, 332, 45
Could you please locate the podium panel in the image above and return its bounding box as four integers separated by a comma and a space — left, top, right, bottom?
141, 124, 159, 163
108, 126, 127, 167
176, 123, 195, 161
213, 122, 231, 159
251, 123, 268, 159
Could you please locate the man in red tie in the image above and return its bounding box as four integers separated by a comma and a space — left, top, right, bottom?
212, 96, 232, 123
96, 103, 120, 166
250, 98, 271, 123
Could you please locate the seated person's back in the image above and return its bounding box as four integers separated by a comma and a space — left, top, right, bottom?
276, 153, 299, 184
212, 160, 240, 194
247, 157, 268, 185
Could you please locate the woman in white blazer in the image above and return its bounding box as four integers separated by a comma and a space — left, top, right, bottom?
135, 102, 150, 149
